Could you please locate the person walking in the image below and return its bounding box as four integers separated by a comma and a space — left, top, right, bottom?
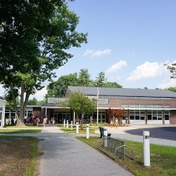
43, 117, 47, 127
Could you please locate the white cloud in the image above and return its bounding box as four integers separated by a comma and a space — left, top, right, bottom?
157, 78, 176, 89
127, 61, 167, 81
30, 87, 47, 101
106, 60, 127, 73
84, 49, 111, 57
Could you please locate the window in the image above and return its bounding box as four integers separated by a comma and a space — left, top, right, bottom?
135, 116, 139, 120
141, 116, 145, 120
148, 115, 152, 120
165, 115, 169, 120
130, 116, 134, 120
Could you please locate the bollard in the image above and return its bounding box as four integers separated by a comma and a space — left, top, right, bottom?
71, 121, 73, 130
143, 131, 150, 167
66, 120, 69, 128
76, 122, 79, 134
63, 119, 65, 127
103, 126, 108, 148
86, 124, 89, 139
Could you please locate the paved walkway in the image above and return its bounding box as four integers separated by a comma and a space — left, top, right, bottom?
38, 126, 134, 176
102, 124, 176, 147
1, 124, 176, 175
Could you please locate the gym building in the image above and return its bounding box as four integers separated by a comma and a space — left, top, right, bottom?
4, 86, 176, 125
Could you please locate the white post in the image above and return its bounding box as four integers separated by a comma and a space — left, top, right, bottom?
143, 131, 150, 167
66, 120, 68, 128
73, 111, 76, 125
71, 121, 73, 130
86, 124, 89, 139
97, 105, 99, 125
103, 126, 108, 148
76, 122, 79, 134
96, 87, 99, 124
63, 119, 65, 127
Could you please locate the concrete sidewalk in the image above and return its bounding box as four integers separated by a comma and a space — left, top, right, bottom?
38, 126, 134, 176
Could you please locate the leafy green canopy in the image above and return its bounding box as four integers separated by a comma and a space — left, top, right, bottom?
0, 0, 87, 125
68, 92, 96, 116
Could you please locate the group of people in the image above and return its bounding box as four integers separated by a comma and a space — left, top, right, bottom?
24, 115, 56, 127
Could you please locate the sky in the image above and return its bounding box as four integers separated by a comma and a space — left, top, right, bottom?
1, 0, 176, 100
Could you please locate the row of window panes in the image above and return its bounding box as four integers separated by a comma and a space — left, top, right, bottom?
130, 110, 170, 120
130, 115, 169, 120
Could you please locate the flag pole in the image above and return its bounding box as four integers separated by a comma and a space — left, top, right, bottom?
97, 87, 99, 124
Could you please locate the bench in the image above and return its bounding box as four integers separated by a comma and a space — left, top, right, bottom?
96, 137, 134, 160
99, 127, 111, 138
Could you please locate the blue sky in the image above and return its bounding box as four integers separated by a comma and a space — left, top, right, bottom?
1, 0, 176, 100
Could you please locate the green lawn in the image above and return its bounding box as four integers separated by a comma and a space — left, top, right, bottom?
77, 136, 176, 176
0, 126, 42, 134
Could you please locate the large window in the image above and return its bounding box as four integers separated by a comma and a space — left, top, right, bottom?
130, 110, 170, 121
130, 110, 145, 120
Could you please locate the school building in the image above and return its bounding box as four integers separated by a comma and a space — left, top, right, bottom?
4, 86, 176, 125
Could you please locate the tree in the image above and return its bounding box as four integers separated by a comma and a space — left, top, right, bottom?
27, 98, 38, 105
107, 108, 126, 125
94, 72, 122, 88
94, 72, 107, 87
46, 73, 78, 98
78, 69, 92, 86
0, 1, 87, 126
166, 63, 176, 79
105, 82, 122, 88
67, 92, 97, 129
46, 69, 122, 98
168, 87, 176, 92
46, 69, 94, 98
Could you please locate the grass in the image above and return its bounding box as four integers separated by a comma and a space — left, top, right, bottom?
77, 136, 176, 176
0, 125, 42, 134
59, 125, 99, 134
0, 129, 41, 134
0, 136, 39, 176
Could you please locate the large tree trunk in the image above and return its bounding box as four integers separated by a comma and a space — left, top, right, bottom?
16, 83, 31, 127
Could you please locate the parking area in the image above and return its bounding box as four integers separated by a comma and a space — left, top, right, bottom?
126, 126, 176, 140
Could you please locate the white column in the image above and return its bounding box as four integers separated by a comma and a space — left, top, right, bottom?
71, 121, 73, 130
73, 111, 76, 124
143, 131, 150, 167
97, 102, 99, 124
76, 122, 79, 134
63, 119, 65, 127
66, 120, 69, 128
103, 126, 108, 148
86, 124, 89, 139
